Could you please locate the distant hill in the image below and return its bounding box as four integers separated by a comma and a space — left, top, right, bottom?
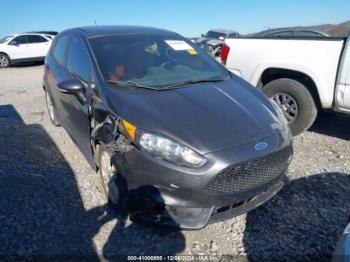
303, 20, 350, 36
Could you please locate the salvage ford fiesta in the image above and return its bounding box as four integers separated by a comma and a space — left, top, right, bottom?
43, 26, 293, 229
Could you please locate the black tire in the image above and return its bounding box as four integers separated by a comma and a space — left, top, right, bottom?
44, 89, 60, 126
97, 144, 127, 213
0, 53, 11, 68
262, 78, 317, 136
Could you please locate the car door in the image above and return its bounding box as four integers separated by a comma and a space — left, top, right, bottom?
340, 37, 350, 110
345, 70, 350, 110
335, 35, 350, 111
61, 36, 94, 156
46, 34, 71, 126
6, 35, 31, 59
27, 35, 51, 57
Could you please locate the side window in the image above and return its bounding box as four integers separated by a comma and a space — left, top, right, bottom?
228, 33, 238, 38
298, 31, 324, 37
269, 31, 293, 37
53, 36, 70, 65
66, 37, 91, 84
9, 35, 28, 45
27, 35, 48, 43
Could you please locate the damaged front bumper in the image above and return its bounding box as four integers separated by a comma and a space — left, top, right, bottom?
128, 175, 288, 229
112, 133, 292, 229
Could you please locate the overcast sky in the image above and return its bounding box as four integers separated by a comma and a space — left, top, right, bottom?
1, 0, 349, 37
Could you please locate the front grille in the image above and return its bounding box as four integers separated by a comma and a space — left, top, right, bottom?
204, 146, 293, 194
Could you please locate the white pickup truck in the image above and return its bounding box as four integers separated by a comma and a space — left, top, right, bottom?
221, 34, 350, 135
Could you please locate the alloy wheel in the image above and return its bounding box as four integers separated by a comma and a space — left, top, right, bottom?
0, 55, 9, 68
272, 93, 298, 122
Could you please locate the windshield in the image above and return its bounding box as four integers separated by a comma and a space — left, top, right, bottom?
205, 31, 226, 39
0, 36, 13, 44
90, 34, 229, 89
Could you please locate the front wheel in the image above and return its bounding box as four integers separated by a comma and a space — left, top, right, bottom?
97, 144, 127, 213
0, 53, 10, 68
263, 78, 317, 136
45, 89, 60, 126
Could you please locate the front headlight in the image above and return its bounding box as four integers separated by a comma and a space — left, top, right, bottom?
139, 132, 207, 168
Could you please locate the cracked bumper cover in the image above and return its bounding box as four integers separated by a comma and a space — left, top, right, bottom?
113, 132, 292, 229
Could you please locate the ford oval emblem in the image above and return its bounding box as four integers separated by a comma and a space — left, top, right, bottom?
255, 142, 268, 151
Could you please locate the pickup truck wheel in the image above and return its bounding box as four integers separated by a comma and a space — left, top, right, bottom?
263, 78, 317, 136
97, 144, 127, 213
0, 53, 10, 68
45, 89, 60, 126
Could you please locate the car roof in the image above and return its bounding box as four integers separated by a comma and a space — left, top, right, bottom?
61, 25, 178, 38
253, 28, 328, 37
207, 28, 238, 34
11, 33, 51, 37
28, 31, 58, 35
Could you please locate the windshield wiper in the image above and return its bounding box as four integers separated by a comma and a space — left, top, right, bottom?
106, 80, 158, 90
162, 78, 225, 89
107, 78, 227, 91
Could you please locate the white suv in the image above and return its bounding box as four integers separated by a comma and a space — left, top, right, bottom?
0, 33, 52, 68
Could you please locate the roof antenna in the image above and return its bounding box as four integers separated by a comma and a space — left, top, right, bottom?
94, 20, 98, 25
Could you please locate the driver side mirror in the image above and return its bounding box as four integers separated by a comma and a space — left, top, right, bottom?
58, 79, 85, 94
58, 79, 87, 103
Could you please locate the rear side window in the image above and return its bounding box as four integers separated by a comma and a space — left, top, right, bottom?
27, 35, 48, 43
53, 36, 70, 65
297, 31, 324, 37
66, 37, 91, 84
228, 33, 239, 38
205, 31, 226, 39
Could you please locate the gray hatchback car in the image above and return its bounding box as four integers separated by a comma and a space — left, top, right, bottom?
43, 26, 293, 229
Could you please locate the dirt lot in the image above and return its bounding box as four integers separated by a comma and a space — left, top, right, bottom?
1, 65, 350, 260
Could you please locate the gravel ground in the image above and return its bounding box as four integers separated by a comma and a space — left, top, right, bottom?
0, 64, 350, 260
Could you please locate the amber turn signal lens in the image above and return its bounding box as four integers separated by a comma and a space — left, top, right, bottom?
121, 119, 137, 141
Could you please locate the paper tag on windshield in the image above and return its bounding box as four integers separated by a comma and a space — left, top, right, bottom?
165, 40, 193, 51
187, 49, 197, 55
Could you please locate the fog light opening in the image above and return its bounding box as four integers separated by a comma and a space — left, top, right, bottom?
215, 206, 230, 214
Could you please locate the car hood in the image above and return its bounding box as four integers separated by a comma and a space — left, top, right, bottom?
196, 37, 223, 46
104, 76, 285, 154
